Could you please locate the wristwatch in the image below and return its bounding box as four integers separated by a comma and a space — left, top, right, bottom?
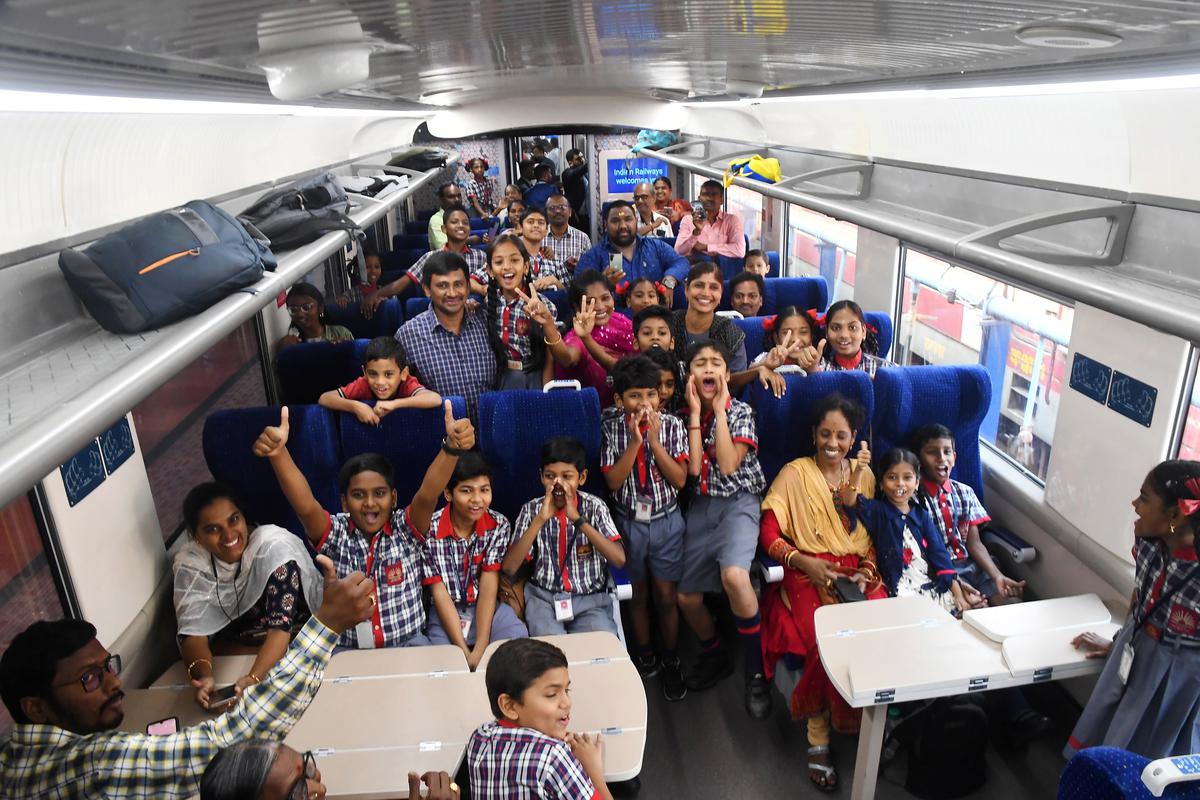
441, 437, 468, 456
662, 276, 678, 290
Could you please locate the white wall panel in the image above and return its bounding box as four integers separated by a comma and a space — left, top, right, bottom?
429, 95, 687, 138
1044, 304, 1190, 564
683, 86, 1200, 203
1, 112, 427, 255
39, 413, 166, 646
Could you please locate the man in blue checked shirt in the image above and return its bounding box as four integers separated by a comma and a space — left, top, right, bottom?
0, 556, 376, 800
575, 201, 688, 307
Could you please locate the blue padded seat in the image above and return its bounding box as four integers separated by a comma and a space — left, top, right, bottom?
324, 299, 403, 340
872, 365, 991, 499
864, 311, 893, 360
767, 250, 780, 278
392, 233, 428, 251
1058, 747, 1200, 800
405, 297, 430, 320
764, 277, 829, 316
405, 219, 427, 235
734, 317, 769, 364
202, 404, 341, 537
477, 388, 604, 521
276, 341, 361, 405
417, 208, 437, 222
748, 370, 874, 487
338, 397, 469, 507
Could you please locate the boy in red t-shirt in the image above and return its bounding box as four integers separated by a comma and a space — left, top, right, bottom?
318, 336, 441, 426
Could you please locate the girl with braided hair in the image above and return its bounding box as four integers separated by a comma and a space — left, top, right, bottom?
1067, 459, 1200, 759
482, 237, 566, 390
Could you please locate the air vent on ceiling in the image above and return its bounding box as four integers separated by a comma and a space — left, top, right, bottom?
1017, 26, 1122, 50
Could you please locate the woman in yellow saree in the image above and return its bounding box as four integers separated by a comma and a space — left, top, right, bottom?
759, 393, 884, 791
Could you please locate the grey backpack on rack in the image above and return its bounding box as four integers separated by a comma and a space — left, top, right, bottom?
238, 172, 363, 255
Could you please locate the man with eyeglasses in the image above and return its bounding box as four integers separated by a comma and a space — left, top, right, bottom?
632, 181, 672, 238
576, 200, 689, 307
0, 555, 376, 799
544, 193, 591, 274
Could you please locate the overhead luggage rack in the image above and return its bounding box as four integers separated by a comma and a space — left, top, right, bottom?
642, 138, 1200, 345
0, 153, 457, 510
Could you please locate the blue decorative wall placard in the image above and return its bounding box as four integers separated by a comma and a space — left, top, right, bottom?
60, 440, 106, 507
1069, 353, 1112, 404
99, 417, 135, 475
1108, 371, 1158, 428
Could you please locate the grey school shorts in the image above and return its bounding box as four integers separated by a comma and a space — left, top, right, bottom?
679, 492, 761, 594
614, 506, 685, 583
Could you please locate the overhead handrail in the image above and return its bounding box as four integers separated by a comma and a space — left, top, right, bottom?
955, 203, 1135, 268
0, 154, 457, 511
774, 163, 874, 200
643, 143, 1200, 346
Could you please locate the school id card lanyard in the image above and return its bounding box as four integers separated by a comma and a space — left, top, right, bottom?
553, 507, 585, 622
634, 419, 656, 522
354, 529, 389, 650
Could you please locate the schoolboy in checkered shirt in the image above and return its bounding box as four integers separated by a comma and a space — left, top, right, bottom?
503, 437, 626, 636
468, 638, 613, 800
678, 339, 772, 719
424, 451, 528, 670
602, 355, 689, 700
256, 401, 474, 648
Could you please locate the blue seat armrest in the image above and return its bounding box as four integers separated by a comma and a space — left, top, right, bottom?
755, 550, 784, 584
610, 565, 633, 601
981, 524, 1037, 563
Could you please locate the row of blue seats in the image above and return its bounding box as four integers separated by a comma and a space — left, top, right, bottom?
277, 303, 893, 407
208, 365, 991, 538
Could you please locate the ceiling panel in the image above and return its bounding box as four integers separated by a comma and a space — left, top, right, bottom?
2, 1, 1200, 108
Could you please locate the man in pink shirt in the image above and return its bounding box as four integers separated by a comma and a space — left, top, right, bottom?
674, 179, 746, 259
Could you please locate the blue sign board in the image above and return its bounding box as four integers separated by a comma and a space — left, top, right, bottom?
99, 417, 135, 474
606, 156, 668, 195
1069, 353, 1112, 404
60, 440, 106, 507
1108, 371, 1157, 428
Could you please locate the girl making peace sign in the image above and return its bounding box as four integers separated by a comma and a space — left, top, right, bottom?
550, 269, 636, 406
483, 237, 567, 390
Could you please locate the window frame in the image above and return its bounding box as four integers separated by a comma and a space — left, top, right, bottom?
896, 244, 1076, 488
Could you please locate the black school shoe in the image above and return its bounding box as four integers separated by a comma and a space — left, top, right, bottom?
683, 647, 734, 691
634, 652, 661, 678
661, 657, 687, 702
744, 673, 772, 719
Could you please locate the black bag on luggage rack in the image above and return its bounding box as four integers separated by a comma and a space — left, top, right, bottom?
387, 147, 452, 173
58, 200, 275, 334
238, 172, 362, 254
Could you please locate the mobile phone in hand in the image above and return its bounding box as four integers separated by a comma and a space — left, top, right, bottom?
833, 575, 867, 603
691, 200, 705, 216
208, 684, 238, 709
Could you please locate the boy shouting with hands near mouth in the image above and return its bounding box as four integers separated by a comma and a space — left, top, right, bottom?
255, 401, 475, 649
602, 355, 690, 700
503, 437, 626, 636
679, 340, 771, 718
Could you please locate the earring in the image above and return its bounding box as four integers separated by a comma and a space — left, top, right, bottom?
1171, 521, 1177, 534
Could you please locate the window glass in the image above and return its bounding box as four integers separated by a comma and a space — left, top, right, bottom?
786, 204, 859, 301
0, 495, 65, 736
896, 248, 1074, 481
132, 320, 267, 541
726, 184, 763, 245
1179, 381, 1200, 461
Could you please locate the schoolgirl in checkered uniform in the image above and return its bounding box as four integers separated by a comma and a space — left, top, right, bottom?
1067, 459, 1200, 760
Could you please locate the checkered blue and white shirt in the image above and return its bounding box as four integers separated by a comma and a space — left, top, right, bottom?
493, 291, 558, 368
396, 307, 497, 422
601, 411, 688, 513
694, 398, 766, 498
514, 491, 621, 595
407, 246, 489, 285
424, 507, 512, 605
916, 479, 991, 562
531, 251, 571, 284
318, 507, 437, 648
1132, 536, 1200, 642
545, 226, 592, 266
467, 720, 599, 800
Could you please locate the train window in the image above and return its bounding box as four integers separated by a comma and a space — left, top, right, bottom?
786, 204, 859, 301
896, 248, 1074, 482
131, 320, 267, 542
726, 184, 763, 245
1179, 382, 1200, 460
0, 495, 65, 736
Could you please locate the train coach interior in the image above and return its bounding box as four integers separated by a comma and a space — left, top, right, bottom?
5, 2, 1200, 798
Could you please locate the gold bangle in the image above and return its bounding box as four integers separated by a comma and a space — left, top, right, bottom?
687, 425, 701, 431
247, 672, 261, 684
186, 658, 212, 678
544, 334, 563, 346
